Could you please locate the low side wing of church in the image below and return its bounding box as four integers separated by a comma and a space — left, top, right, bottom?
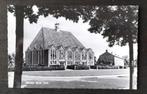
25, 27, 94, 69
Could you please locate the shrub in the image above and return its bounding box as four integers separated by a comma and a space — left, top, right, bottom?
119, 66, 123, 69
90, 65, 97, 69
66, 65, 75, 69
75, 65, 89, 70
67, 65, 89, 70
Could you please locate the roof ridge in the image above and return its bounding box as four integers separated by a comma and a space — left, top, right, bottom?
102, 51, 124, 60
42, 27, 45, 49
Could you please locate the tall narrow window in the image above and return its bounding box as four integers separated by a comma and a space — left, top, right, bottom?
51, 49, 56, 60
68, 51, 72, 60
75, 51, 80, 60
89, 52, 93, 60
82, 51, 87, 60
42, 50, 44, 65
29, 51, 32, 65
59, 49, 65, 59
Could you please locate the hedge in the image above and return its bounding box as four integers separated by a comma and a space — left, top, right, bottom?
23, 65, 65, 71
67, 65, 89, 70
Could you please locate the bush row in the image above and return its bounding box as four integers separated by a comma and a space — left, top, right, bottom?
94, 65, 127, 69
67, 65, 89, 70
9, 65, 127, 71
23, 65, 65, 71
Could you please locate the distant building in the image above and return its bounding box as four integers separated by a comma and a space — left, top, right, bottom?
97, 50, 126, 68
25, 27, 94, 69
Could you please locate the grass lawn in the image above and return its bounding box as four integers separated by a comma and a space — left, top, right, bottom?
22, 69, 129, 77
8, 68, 137, 89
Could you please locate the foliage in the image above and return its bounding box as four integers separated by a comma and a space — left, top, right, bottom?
8, 53, 15, 68
8, 5, 138, 47
8, 5, 95, 23
87, 6, 138, 47
8, 5, 39, 23
8, 53, 15, 71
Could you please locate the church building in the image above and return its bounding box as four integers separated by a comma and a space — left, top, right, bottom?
25, 27, 94, 69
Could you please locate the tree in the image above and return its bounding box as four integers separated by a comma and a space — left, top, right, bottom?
8, 5, 39, 88
85, 6, 138, 89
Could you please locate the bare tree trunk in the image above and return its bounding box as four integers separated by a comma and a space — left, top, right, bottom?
13, 6, 24, 88
129, 34, 134, 90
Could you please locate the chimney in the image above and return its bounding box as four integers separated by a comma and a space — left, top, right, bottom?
106, 50, 108, 52
55, 23, 59, 32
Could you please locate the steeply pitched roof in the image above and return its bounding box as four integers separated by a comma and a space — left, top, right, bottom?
28, 27, 85, 50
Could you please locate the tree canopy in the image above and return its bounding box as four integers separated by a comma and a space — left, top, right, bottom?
87, 6, 138, 47
8, 5, 138, 47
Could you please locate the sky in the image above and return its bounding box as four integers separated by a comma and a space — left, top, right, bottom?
8, 8, 138, 60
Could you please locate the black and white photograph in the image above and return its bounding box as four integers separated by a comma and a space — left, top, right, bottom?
8, 5, 138, 89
